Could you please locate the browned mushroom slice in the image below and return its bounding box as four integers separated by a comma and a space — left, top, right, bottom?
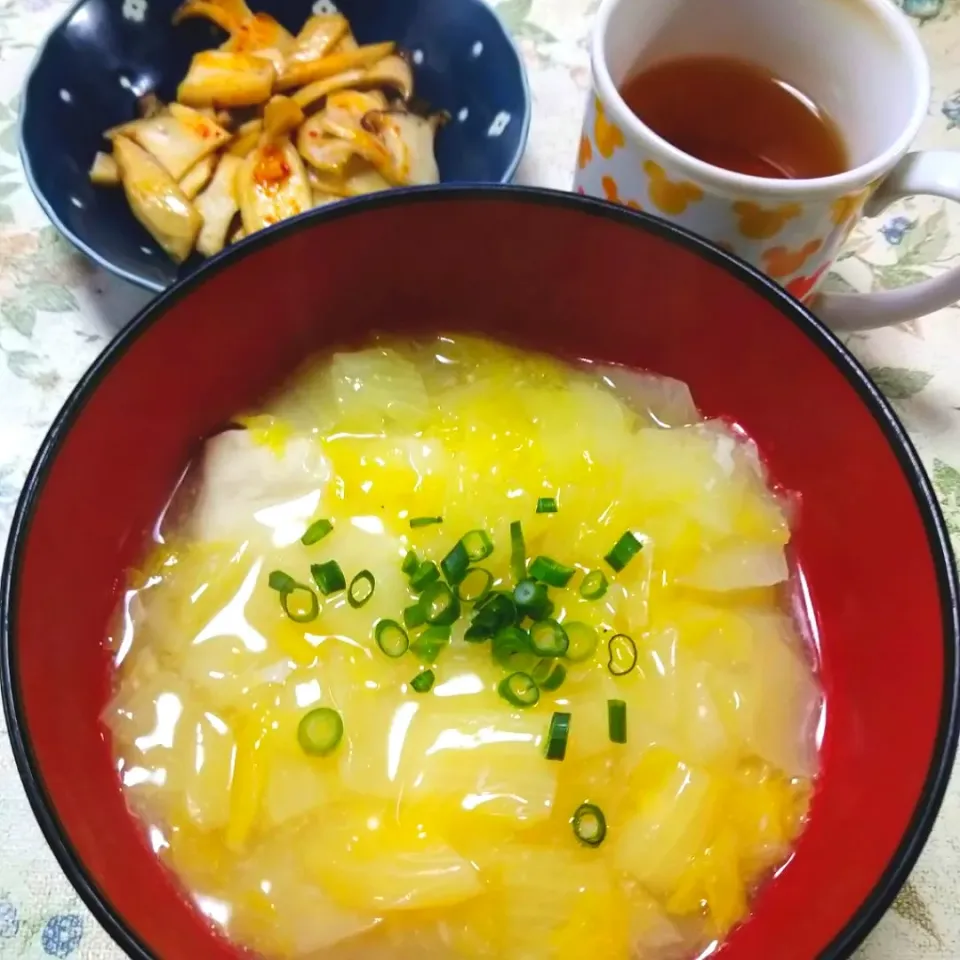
195, 154, 242, 256
89, 151, 120, 185
236, 96, 312, 233
335, 30, 359, 53
172, 0, 252, 31
311, 191, 341, 209
179, 153, 218, 199
306, 165, 350, 197
287, 14, 349, 66
113, 135, 201, 262
222, 11, 293, 73
289, 68, 367, 111
276, 41, 395, 91
361, 54, 414, 102
137, 92, 164, 119
178, 51, 276, 108
311, 91, 396, 179
107, 105, 230, 180
297, 117, 356, 174
363, 110, 442, 186
342, 157, 393, 196
229, 220, 246, 244
226, 118, 263, 157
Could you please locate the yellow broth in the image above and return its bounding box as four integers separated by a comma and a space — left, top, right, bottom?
104, 336, 821, 959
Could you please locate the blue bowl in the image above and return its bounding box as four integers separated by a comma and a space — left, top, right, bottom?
19, 0, 530, 291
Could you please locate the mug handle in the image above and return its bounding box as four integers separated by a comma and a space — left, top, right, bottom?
815, 151, 960, 331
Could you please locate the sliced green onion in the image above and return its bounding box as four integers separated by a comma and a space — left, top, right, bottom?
608, 633, 638, 676
311, 560, 346, 596
419, 581, 461, 626
536, 497, 558, 514
301, 518, 333, 546
374, 619, 409, 658
498, 671, 540, 708
608, 699, 627, 743
513, 579, 551, 620
403, 602, 427, 630
466, 593, 519, 642
280, 584, 319, 623
410, 669, 435, 693
604, 531, 643, 573
401, 550, 420, 575
564, 622, 600, 662
492, 626, 534, 669
462, 529, 494, 561
440, 541, 470, 585
297, 707, 343, 756
545, 711, 571, 760
572, 803, 606, 847
410, 516, 443, 528
410, 625, 451, 663
510, 520, 526, 582
536, 661, 567, 692
268, 569, 296, 593
529, 555, 575, 588
347, 570, 375, 608
579, 569, 609, 600
529, 619, 569, 657
456, 567, 493, 603
409, 560, 440, 592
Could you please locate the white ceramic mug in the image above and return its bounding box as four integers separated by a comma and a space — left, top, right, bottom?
573, 0, 960, 330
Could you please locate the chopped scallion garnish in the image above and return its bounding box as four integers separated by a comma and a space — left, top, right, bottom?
492, 626, 534, 669
466, 593, 518, 642
410, 516, 443, 528
529, 619, 569, 657
403, 602, 427, 629
545, 712, 571, 760
607, 634, 638, 676
604, 531, 643, 572
410, 625, 451, 663
375, 619, 409, 658
409, 560, 440, 592
410, 669, 435, 693
537, 661, 567, 692
579, 569, 608, 600
536, 497, 558, 514
563, 622, 599, 662
440, 541, 470, 585
297, 707, 343, 756
268, 570, 296, 593
528, 555, 575, 588
498, 671, 540, 708
608, 699, 627, 743
514, 579, 551, 621
301, 518, 333, 546
310, 560, 346, 596
510, 520, 526, 582
572, 803, 606, 847
419, 581, 461, 626
462, 529, 494, 561
401, 550, 420, 575
456, 567, 493, 604
347, 570, 375, 608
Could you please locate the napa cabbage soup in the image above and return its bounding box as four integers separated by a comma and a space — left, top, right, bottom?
104, 336, 822, 959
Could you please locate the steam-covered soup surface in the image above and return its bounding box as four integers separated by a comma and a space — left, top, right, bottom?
105, 336, 822, 959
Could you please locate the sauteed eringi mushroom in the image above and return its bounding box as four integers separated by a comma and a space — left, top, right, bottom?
89, 0, 447, 262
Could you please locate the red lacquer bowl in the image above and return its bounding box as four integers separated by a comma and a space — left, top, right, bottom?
2, 187, 958, 960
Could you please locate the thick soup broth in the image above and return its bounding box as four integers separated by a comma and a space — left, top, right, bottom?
105, 336, 822, 959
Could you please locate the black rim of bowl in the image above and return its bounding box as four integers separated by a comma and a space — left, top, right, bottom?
2, 185, 958, 960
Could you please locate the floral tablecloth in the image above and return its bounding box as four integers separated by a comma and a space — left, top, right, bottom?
2, 0, 960, 956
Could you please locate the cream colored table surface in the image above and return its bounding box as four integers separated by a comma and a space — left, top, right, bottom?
2, 0, 960, 957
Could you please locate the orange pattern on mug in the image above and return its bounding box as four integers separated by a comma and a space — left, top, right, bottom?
830, 189, 868, 226
643, 161, 704, 214
732, 201, 803, 239
578, 135, 593, 170
786, 263, 830, 301
594, 97, 625, 158
601, 175, 642, 210
762, 239, 823, 278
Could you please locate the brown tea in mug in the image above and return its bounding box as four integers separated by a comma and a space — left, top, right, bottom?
621, 55, 848, 179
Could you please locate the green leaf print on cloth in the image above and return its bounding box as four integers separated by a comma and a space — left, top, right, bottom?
933, 459, 960, 539
866, 367, 934, 401
892, 879, 942, 945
